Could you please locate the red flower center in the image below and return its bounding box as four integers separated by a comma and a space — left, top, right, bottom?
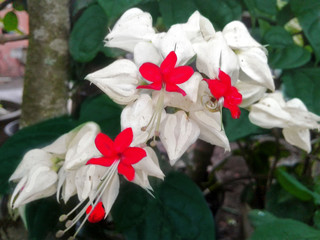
204, 69, 242, 119
137, 51, 194, 96
86, 128, 146, 181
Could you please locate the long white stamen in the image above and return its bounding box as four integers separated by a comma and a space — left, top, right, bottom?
56, 161, 119, 238
71, 162, 119, 238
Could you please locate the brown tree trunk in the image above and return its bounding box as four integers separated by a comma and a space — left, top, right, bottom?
21, 0, 70, 127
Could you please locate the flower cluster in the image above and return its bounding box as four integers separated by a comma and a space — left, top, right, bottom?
86, 8, 275, 165
10, 123, 163, 239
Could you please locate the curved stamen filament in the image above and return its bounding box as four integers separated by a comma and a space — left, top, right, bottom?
56, 161, 119, 239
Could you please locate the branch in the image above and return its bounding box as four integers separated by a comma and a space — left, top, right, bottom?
0, 34, 29, 44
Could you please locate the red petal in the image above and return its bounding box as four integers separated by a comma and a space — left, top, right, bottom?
225, 104, 241, 119
218, 69, 231, 87
225, 87, 242, 106
139, 63, 162, 83
86, 156, 117, 167
160, 51, 177, 75
137, 82, 162, 91
121, 147, 146, 165
86, 202, 105, 223
114, 128, 133, 153
165, 82, 186, 96
204, 79, 228, 99
95, 133, 116, 157
118, 163, 135, 181
166, 66, 194, 84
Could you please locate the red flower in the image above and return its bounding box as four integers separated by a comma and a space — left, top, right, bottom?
86, 128, 146, 181
137, 51, 194, 96
204, 69, 242, 119
86, 202, 105, 223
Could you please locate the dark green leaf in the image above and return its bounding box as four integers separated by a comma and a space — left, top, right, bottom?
112, 172, 216, 240
0, 117, 77, 194
266, 183, 315, 223
71, 0, 96, 16
78, 94, 122, 138
268, 45, 311, 69
249, 218, 320, 240
97, 0, 144, 25
69, 4, 108, 62
314, 210, 320, 230
248, 210, 278, 227
244, 0, 277, 18
282, 68, 320, 115
159, 0, 197, 28
13, 0, 26, 11
3, 11, 18, 31
25, 198, 62, 240
276, 168, 320, 204
223, 108, 266, 142
159, 0, 242, 30
263, 26, 294, 47
290, 0, 320, 62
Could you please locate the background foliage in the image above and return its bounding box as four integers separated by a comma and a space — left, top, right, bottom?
0, 0, 320, 239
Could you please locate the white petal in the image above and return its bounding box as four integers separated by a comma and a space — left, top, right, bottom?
222, 21, 261, 49
133, 147, 164, 180
238, 48, 275, 91
134, 41, 162, 68
160, 111, 200, 165
283, 128, 311, 153
85, 59, 140, 105
75, 165, 106, 201
12, 165, 58, 208
42, 129, 78, 155
182, 11, 215, 42
101, 174, 119, 217
178, 72, 202, 103
105, 8, 155, 52
249, 97, 292, 129
64, 122, 101, 170
190, 110, 230, 151
194, 32, 239, 84
158, 24, 195, 66
10, 149, 52, 182
121, 94, 166, 146
235, 80, 267, 108
61, 170, 77, 203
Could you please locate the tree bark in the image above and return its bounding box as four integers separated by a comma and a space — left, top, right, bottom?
21, 0, 70, 127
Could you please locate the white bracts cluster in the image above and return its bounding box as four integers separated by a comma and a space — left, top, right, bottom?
249, 92, 320, 152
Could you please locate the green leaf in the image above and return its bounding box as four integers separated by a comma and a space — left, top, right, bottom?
69, 4, 108, 62
25, 198, 62, 240
0, 117, 77, 194
290, 0, 320, 62
313, 210, 320, 230
78, 94, 122, 138
244, 0, 277, 18
263, 26, 311, 69
276, 168, 320, 204
248, 210, 278, 227
159, 0, 197, 28
3, 11, 18, 31
249, 215, 320, 240
97, 0, 144, 25
159, 0, 242, 30
281, 68, 320, 115
266, 183, 315, 223
12, 0, 26, 11
71, 0, 96, 16
112, 172, 216, 240
223, 108, 266, 142
268, 45, 311, 69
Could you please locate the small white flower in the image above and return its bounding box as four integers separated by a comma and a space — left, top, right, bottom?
85, 59, 140, 105
249, 92, 320, 152
105, 8, 156, 52
222, 21, 275, 91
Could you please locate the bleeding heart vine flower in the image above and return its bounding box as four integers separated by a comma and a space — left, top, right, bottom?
204, 69, 242, 119
138, 51, 194, 96
86, 202, 105, 223
86, 127, 146, 181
